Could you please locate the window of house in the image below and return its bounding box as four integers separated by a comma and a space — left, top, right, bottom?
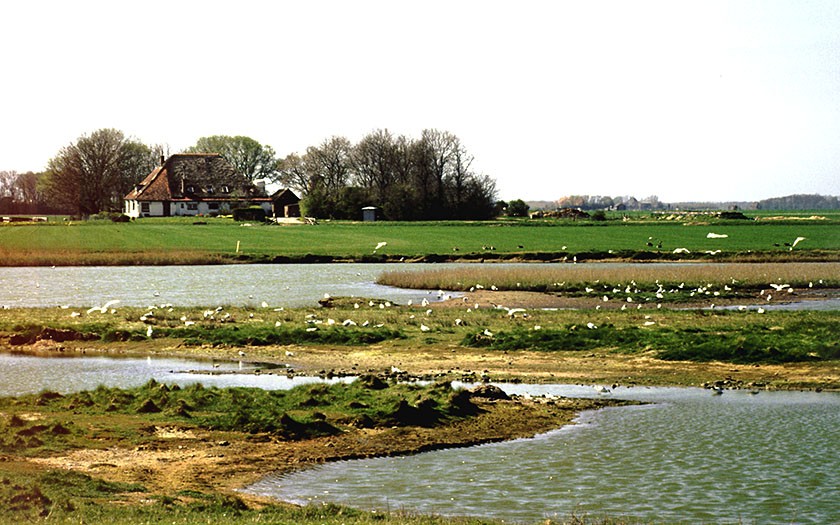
187, 203, 198, 211
141, 202, 150, 213
208, 202, 219, 210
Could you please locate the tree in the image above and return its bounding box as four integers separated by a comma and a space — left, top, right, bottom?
276, 152, 314, 196
186, 135, 278, 182
298, 136, 354, 217
15, 171, 43, 206
506, 199, 530, 217
305, 136, 353, 193
43, 129, 156, 216
443, 139, 475, 218
352, 129, 401, 202
410, 129, 459, 219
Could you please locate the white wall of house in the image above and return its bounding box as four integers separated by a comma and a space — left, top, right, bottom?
124, 200, 273, 218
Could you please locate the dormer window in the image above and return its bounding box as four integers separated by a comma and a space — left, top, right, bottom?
186, 185, 195, 194
222, 185, 230, 193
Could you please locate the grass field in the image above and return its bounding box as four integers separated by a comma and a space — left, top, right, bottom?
1, 214, 839, 265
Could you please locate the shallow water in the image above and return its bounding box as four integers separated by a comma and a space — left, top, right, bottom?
2, 263, 836, 311
247, 385, 840, 525
0, 263, 468, 308
0, 354, 350, 397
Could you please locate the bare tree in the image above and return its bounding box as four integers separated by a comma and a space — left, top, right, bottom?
444, 140, 475, 215
305, 136, 353, 194
43, 129, 155, 216
276, 152, 314, 196
352, 129, 402, 201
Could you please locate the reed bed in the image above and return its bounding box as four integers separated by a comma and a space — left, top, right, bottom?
377, 262, 840, 292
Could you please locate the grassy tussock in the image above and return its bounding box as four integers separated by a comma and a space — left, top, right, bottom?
463, 317, 839, 364
378, 262, 840, 293
0, 379, 475, 448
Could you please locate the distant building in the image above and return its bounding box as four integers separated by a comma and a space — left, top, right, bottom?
124, 154, 289, 218
271, 188, 301, 218
362, 206, 377, 222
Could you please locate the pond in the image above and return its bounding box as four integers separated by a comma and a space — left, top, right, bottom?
246, 384, 840, 525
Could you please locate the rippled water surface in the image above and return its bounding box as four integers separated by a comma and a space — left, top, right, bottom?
247, 385, 840, 525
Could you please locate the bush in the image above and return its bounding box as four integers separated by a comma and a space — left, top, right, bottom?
232, 206, 266, 222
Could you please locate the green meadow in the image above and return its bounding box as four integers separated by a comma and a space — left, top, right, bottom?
1, 213, 838, 265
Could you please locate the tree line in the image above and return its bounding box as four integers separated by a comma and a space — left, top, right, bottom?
1, 128, 498, 220
1, 129, 169, 217
277, 129, 497, 220
756, 194, 840, 210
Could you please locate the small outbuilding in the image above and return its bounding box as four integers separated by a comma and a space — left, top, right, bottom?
271, 188, 301, 218
362, 206, 377, 222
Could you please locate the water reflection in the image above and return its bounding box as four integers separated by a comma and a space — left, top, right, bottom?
0, 354, 350, 397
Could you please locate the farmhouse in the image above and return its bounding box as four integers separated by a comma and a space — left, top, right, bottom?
124, 154, 300, 219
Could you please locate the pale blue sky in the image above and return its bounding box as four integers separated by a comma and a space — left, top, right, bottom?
2, 0, 838, 202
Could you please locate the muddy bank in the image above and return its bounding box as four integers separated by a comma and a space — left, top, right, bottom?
28, 394, 629, 505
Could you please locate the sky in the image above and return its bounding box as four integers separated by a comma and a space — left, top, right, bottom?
2, 0, 839, 203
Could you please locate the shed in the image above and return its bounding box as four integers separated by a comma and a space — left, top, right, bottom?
362, 206, 377, 222
271, 188, 301, 218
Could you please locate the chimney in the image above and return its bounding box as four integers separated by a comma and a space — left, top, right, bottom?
160, 155, 165, 166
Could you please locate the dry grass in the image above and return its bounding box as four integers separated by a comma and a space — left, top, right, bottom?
378, 262, 840, 292
0, 248, 231, 266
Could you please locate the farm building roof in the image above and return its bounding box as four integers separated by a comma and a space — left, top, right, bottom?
125, 154, 269, 202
